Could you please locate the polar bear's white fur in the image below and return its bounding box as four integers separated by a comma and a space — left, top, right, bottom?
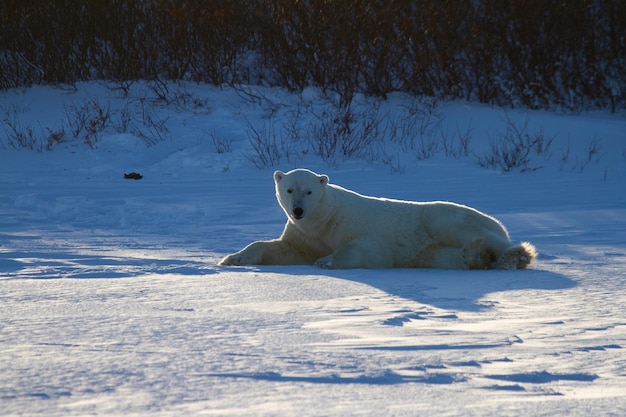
219, 168, 537, 270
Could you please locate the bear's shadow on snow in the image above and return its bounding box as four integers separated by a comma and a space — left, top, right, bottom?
255, 261, 576, 312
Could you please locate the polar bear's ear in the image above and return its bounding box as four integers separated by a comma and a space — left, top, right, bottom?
318, 174, 329, 186
274, 170, 285, 183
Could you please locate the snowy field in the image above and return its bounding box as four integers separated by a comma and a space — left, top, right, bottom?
1, 82, 625, 416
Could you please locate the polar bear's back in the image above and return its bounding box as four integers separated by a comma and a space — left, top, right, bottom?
327, 184, 509, 248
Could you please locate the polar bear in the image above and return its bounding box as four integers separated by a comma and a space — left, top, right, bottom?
219, 168, 537, 270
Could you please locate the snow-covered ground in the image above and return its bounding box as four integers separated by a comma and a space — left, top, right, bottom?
1, 82, 625, 416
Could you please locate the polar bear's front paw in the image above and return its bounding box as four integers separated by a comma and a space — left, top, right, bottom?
219, 244, 264, 266
219, 253, 244, 266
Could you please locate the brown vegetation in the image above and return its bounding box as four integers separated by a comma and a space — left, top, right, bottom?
1, 1, 625, 110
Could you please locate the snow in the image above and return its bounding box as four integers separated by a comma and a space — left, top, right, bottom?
1, 82, 626, 416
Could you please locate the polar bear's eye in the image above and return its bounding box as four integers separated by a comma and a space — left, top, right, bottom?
287, 189, 293, 194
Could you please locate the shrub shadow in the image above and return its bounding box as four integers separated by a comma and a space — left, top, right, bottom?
205, 369, 461, 385
0, 250, 217, 279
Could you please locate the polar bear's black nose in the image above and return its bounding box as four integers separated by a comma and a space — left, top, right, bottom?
293, 207, 304, 219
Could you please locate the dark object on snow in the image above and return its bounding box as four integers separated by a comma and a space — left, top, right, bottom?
124, 172, 143, 180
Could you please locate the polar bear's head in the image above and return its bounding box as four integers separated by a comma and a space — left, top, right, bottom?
274, 169, 329, 222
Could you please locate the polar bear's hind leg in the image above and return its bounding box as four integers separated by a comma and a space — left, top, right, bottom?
498, 242, 537, 269
463, 238, 498, 270
463, 236, 537, 270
